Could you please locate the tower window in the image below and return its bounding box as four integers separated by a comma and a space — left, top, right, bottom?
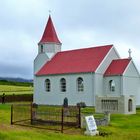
40, 45, 44, 53
77, 77, 84, 92
45, 79, 51, 92
109, 80, 115, 92
60, 78, 66, 92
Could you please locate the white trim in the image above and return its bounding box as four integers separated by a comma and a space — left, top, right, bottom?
95, 45, 120, 73
123, 60, 131, 76
93, 73, 96, 105
113, 45, 121, 58
120, 76, 123, 95
95, 46, 113, 73
91, 73, 95, 106
123, 59, 140, 77
38, 42, 62, 46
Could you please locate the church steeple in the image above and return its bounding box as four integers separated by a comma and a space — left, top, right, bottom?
34, 15, 62, 74
39, 15, 61, 44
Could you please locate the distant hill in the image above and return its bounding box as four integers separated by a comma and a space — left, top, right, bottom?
0, 77, 33, 83
0, 77, 33, 87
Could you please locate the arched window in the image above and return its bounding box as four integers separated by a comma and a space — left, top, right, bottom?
40, 45, 44, 53
45, 79, 51, 92
109, 80, 115, 92
77, 77, 84, 92
128, 99, 132, 112
60, 78, 66, 92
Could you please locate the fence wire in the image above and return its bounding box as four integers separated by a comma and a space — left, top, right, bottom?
11, 103, 81, 132
11, 103, 31, 124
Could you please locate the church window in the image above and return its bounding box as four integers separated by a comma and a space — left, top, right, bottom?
77, 77, 84, 92
40, 45, 44, 53
45, 79, 51, 92
128, 99, 132, 112
109, 80, 115, 92
60, 78, 66, 92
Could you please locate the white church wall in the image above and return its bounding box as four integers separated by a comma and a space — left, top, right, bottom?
122, 61, 140, 106
43, 43, 61, 53
96, 46, 120, 74
95, 47, 120, 96
123, 60, 140, 77
103, 76, 121, 96
34, 73, 95, 106
34, 53, 49, 74
34, 43, 61, 74
94, 74, 103, 96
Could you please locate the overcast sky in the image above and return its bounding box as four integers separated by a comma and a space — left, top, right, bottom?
0, 0, 140, 79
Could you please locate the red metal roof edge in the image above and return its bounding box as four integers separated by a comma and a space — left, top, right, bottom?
35, 71, 95, 76
95, 45, 114, 73
57, 44, 113, 54
104, 58, 131, 76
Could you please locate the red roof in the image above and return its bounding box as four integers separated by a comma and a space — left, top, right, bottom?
36, 45, 113, 76
39, 16, 61, 44
104, 58, 131, 76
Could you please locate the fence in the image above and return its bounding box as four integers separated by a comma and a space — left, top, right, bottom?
11, 103, 31, 125
11, 103, 81, 133
0, 94, 33, 103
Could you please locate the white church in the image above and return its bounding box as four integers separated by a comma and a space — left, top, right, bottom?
33, 16, 140, 114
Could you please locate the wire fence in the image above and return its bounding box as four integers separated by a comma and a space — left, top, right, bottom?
11, 103, 81, 133
11, 103, 31, 124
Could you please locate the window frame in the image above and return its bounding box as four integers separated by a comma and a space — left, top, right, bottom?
109, 80, 115, 92
45, 79, 51, 92
40, 45, 44, 53
77, 77, 84, 92
60, 78, 66, 92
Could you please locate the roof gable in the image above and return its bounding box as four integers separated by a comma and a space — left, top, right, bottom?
39, 16, 61, 44
123, 60, 140, 77
104, 58, 131, 76
36, 45, 113, 76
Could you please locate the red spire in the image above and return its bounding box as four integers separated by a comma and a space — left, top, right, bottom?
39, 16, 61, 44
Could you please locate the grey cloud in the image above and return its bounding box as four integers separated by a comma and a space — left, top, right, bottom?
0, 0, 140, 78
0, 62, 33, 78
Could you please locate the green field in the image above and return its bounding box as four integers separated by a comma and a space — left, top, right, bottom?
0, 104, 140, 140
0, 85, 33, 95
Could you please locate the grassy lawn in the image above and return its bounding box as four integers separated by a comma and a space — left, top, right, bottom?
0, 85, 33, 95
0, 104, 140, 140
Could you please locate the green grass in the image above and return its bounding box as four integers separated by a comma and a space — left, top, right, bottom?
0, 85, 33, 95
0, 104, 140, 140
0, 80, 33, 87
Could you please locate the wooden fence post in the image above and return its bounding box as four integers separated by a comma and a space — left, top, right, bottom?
61, 107, 64, 133
31, 102, 33, 125
11, 104, 13, 125
78, 107, 81, 128
2, 93, 5, 104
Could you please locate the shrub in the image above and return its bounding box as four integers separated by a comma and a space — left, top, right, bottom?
77, 102, 86, 108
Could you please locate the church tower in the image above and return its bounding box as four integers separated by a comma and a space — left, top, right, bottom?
34, 15, 62, 73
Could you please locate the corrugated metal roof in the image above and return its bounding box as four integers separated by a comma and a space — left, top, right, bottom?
104, 58, 131, 76
36, 45, 113, 76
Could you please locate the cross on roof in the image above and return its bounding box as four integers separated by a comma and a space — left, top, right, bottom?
128, 49, 132, 59
49, 10, 51, 15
